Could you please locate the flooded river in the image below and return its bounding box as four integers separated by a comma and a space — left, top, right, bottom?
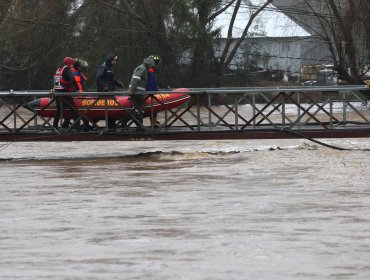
1, 139, 370, 279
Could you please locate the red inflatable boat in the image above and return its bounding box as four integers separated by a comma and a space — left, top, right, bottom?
25, 88, 191, 123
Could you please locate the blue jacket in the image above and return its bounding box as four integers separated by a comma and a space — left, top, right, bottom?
146, 67, 158, 91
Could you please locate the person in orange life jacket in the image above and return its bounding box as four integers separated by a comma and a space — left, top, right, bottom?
52, 57, 81, 130
146, 55, 161, 127
62, 58, 90, 130
72, 58, 88, 92
96, 52, 124, 92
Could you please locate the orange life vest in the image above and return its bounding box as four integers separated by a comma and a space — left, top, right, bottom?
70, 67, 84, 92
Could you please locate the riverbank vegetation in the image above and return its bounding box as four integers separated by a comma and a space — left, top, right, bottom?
1, 0, 369, 90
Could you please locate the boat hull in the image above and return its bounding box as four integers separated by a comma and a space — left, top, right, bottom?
25, 88, 190, 121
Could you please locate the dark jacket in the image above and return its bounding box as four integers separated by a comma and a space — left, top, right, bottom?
96, 53, 123, 92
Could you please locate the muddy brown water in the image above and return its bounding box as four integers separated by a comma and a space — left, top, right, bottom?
1, 138, 370, 280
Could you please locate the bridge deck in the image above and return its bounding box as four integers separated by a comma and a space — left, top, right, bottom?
1, 86, 369, 142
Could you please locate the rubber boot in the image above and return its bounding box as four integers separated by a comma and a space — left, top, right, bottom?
133, 109, 145, 131
107, 119, 116, 129
70, 119, 81, 130
62, 119, 70, 128
151, 114, 160, 128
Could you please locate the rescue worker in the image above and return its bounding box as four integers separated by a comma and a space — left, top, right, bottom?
96, 52, 124, 129
52, 57, 81, 130
147, 54, 161, 127
96, 52, 124, 92
128, 56, 156, 131
73, 58, 88, 92
62, 58, 90, 130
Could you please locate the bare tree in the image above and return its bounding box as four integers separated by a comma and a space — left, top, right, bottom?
218, 0, 272, 72
91, 0, 273, 87
281, 0, 369, 84
0, 0, 77, 89
0, 0, 274, 89
94, 0, 182, 86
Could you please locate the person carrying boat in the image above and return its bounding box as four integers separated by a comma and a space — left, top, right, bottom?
96, 52, 124, 129
147, 54, 161, 128
128, 55, 156, 131
73, 58, 88, 92
62, 58, 91, 131
52, 57, 82, 130
96, 52, 124, 92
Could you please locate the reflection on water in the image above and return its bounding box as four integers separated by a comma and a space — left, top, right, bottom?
1, 139, 370, 280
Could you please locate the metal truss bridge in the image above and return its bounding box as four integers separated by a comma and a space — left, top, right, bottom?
0, 85, 370, 142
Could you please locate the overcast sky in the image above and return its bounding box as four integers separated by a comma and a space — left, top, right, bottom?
216, 0, 310, 37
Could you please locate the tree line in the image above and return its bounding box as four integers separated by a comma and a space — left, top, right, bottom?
0, 0, 369, 90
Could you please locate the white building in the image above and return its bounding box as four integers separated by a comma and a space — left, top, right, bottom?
214, 36, 332, 79
213, 0, 334, 80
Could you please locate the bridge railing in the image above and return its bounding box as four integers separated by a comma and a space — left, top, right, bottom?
189, 86, 370, 131
0, 86, 369, 135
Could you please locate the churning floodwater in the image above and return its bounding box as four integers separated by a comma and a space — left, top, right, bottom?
1, 139, 370, 280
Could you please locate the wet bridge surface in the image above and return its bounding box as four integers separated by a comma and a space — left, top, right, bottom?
1, 85, 370, 142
